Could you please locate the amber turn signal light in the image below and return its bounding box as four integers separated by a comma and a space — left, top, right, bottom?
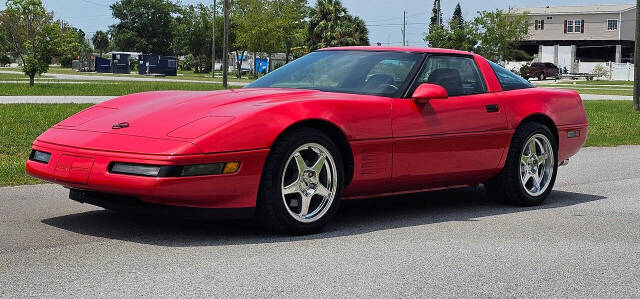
223, 161, 241, 174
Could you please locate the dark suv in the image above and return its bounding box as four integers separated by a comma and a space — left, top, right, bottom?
526, 62, 559, 81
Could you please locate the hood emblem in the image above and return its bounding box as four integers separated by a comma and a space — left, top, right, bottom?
112, 122, 130, 129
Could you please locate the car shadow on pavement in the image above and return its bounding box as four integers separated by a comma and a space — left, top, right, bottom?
42, 187, 606, 247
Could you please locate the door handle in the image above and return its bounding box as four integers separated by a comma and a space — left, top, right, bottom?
485, 104, 499, 113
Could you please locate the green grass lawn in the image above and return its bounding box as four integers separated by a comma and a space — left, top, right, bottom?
0, 104, 91, 186
538, 86, 633, 96
1, 101, 638, 187
0, 81, 229, 96
583, 101, 640, 146
1, 66, 256, 82
575, 80, 633, 86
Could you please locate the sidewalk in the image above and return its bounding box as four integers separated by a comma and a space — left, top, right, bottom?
0, 96, 114, 104
580, 94, 632, 101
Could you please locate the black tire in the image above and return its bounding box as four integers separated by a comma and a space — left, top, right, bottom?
539, 73, 545, 81
485, 122, 558, 206
256, 127, 344, 235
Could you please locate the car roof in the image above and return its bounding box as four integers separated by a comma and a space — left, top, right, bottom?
318, 46, 475, 56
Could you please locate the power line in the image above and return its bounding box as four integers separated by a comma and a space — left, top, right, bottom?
72, 0, 111, 8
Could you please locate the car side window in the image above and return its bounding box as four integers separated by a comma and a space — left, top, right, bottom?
415, 55, 487, 97
362, 59, 418, 95
489, 61, 535, 91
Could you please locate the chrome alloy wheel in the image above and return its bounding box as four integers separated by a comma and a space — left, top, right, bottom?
520, 133, 555, 197
281, 143, 338, 223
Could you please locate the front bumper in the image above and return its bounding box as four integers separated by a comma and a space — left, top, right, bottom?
26, 140, 269, 209
69, 189, 255, 220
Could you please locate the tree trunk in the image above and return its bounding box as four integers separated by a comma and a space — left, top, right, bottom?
29, 75, 34, 87
254, 51, 258, 79
236, 51, 243, 78
285, 41, 291, 64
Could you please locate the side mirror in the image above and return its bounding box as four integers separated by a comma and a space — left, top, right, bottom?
412, 83, 448, 104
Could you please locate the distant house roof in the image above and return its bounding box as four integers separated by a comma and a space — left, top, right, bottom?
515, 4, 636, 15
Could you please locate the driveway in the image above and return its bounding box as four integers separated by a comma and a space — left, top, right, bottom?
1, 146, 639, 297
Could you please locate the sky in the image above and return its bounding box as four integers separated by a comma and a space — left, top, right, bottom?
0, 0, 633, 46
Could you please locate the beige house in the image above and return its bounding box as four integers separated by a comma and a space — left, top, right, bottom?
515, 4, 636, 72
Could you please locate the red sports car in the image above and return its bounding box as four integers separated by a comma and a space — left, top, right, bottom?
26, 47, 588, 234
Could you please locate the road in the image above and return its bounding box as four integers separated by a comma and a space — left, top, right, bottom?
1, 146, 640, 297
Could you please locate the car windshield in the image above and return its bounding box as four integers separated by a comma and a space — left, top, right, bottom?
246, 50, 424, 97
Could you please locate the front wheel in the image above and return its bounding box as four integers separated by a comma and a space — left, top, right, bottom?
485, 122, 558, 206
257, 128, 344, 234
539, 73, 546, 81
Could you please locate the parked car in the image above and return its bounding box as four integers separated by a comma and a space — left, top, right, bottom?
26, 47, 588, 234
527, 62, 559, 80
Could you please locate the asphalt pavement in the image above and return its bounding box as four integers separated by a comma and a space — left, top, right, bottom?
1, 146, 640, 297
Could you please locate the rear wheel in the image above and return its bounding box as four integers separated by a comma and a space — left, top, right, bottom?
485, 122, 557, 206
539, 73, 546, 81
257, 128, 344, 234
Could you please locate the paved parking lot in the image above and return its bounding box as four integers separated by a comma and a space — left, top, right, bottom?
1, 146, 639, 297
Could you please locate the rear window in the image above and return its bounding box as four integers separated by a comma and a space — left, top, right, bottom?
489, 61, 535, 91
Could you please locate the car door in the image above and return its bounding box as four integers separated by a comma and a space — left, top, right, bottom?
391, 54, 511, 192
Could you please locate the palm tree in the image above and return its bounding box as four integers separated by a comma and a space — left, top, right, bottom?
307, 0, 369, 50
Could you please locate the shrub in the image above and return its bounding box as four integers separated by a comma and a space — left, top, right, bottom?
59, 55, 74, 68
0, 54, 11, 66
130, 58, 138, 71
179, 54, 194, 71
519, 63, 532, 79
592, 64, 610, 79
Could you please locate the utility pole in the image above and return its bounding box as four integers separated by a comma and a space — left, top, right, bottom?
211, 0, 216, 78
436, 0, 441, 27
634, 0, 640, 111
222, 0, 229, 88
402, 11, 406, 46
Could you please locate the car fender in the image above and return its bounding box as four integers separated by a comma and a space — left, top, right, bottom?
192, 96, 393, 154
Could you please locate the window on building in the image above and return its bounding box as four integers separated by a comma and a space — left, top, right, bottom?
608, 19, 619, 31
535, 19, 545, 30
566, 20, 582, 33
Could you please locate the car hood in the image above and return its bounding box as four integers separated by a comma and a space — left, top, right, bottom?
52, 88, 321, 141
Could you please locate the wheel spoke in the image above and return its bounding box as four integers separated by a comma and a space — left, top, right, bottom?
282, 181, 300, 195
521, 172, 532, 186
528, 139, 537, 155
299, 194, 312, 216
311, 154, 326, 173
293, 153, 307, 173
521, 155, 529, 165
531, 173, 542, 192
315, 183, 331, 198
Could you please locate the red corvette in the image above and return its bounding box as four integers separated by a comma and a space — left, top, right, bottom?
26, 47, 588, 234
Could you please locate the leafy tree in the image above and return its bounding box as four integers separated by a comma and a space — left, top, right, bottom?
175, 4, 214, 73
109, 0, 179, 55
307, 0, 369, 50
450, 3, 463, 31
424, 3, 476, 52
57, 23, 91, 67
0, 0, 59, 86
473, 9, 530, 62
234, 0, 280, 78
272, 0, 308, 63
92, 30, 109, 57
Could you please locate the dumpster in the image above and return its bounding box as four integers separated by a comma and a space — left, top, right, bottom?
111, 52, 131, 74
95, 56, 111, 73
138, 54, 178, 76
